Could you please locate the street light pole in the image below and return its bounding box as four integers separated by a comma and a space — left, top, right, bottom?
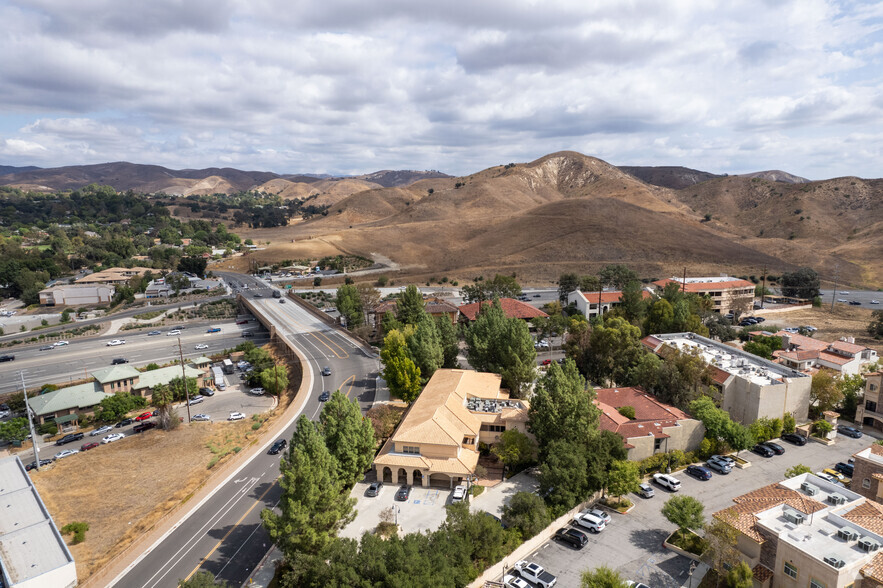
21, 372, 40, 470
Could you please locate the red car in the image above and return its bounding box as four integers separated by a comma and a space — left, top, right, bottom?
236, 319, 250, 325
80, 442, 99, 451
541, 359, 552, 366
134, 412, 152, 422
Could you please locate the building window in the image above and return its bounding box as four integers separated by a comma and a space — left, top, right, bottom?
480, 424, 505, 432
810, 579, 825, 588
871, 384, 878, 391
654, 438, 663, 451
462, 437, 475, 446
401, 446, 421, 455
783, 562, 798, 580
867, 400, 877, 413
864, 478, 872, 489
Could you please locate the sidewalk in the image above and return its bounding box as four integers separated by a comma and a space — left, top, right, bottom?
242, 546, 283, 587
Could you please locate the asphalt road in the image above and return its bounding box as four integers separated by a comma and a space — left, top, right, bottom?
0, 322, 270, 396
111, 274, 379, 587
819, 289, 882, 307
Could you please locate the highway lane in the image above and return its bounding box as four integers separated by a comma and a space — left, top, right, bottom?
0, 322, 270, 396
112, 276, 379, 587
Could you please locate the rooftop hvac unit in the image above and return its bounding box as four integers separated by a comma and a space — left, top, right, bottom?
859, 538, 881, 552
823, 556, 846, 569
838, 528, 859, 541
829, 493, 847, 506
801, 482, 820, 496
783, 510, 805, 525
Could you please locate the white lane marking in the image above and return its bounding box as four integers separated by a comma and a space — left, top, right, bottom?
214, 497, 282, 580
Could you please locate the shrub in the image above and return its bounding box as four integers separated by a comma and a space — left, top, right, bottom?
471, 484, 484, 497
617, 406, 636, 420
61, 521, 90, 544
783, 413, 796, 434
812, 420, 833, 438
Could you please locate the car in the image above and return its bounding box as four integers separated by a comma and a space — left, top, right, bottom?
194, 344, 209, 350
838, 425, 863, 438
573, 511, 606, 533
167, 330, 181, 336
554, 526, 588, 548
541, 359, 552, 366
502, 574, 532, 588
512, 562, 558, 588
706, 456, 732, 474
533, 294, 541, 298
754, 317, 766, 323
0, 355, 14, 362
451, 484, 467, 502
134, 412, 153, 421
841, 291, 851, 295
763, 441, 785, 455
101, 433, 125, 444
236, 319, 250, 324
133, 421, 156, 433
115, 418, 133, 428
39, 345, 54, 351
148, 330, 162, 336
849, 301, 862, 306
249, 387, 265, 396
653, 473, 681, 491
685, 465, 713, 480
638, 483, 655, 498
253, 293, 262, 298
111, 358, 128, 365
752, 444, 775, 457
279, 299, 286, 304
823, 468, 849, 483
55, 432, 84, 446
268, 439, 288, 455
24, 459, 53, 471
319, 391, 330, 402
710, 454, 735, 466
837, 298, 848, 303
584, 507, 611, 525
322, 366, 331, 376
106, 339, 126, 346
90, 425, 113, 437
628, 582, 652, 588
80, 442, 99, 451
365, 481, 383, 497
835, 462, 855, 477
872, 300, 881, 305
200, 387, 215, 397
802, 325, 818, 332
54, 340, 69, 346
54, 449, 79, 460
206, 327, 221, 333
152, 410, 158, 416
395, 485, 411, 501
781, 432, 807, 446
228, 412, 246, 421
188, 395, 204, 405
816, 471, 845, 487
191, 414, 210, 421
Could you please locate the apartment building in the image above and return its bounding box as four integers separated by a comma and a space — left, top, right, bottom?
851, 442, 883, 503
774, 334, 879, 376
567, 289, 654, 319
854, 373, 883, 434
652, 276, 755, 315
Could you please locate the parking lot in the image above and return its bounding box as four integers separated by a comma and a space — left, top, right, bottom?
501, 432, 874, 588
175, 379, 276, 423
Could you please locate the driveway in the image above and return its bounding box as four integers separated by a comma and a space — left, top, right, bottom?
342, 482, 458, 539
504, 433, 873, 588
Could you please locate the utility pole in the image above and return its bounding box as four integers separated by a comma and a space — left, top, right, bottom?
177, 337, 192, 423
682, 267, 687, 293
760, 267, 767, 309
21, 372, 40, 470
830, 264, 839, 312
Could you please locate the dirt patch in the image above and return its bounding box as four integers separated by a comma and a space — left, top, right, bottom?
756, 305, 881, 354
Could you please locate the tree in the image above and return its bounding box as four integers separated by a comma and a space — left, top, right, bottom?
811, 370, 843, 414
490, 429, 536, 472
558, 273, 580, 302
581, 565, 629, 588
783, 413, 796, 434
0, 417, 30, 443
728, 422, 755, 456
704, 517, 741, 577
464, 299, 536, 397
869, 310, 883, 339
786, 464, 812, 478
726, 561, 754, 588
528, 360, 598, 454
406, 312, 444, 379
461, 274, 522, 303
260, 365, 289, 395
585, 316, 643, 387
168, 376, 199, 402
662, 495, 705, 531
617, 406, 635, 419
781, 267, 820, 299
319, 391, 376, 487
355, 283, 381, 325
151, 384, 180, 430
538, 439, 590, 510
178, 571, 229, 587
606, 460, 641, 499
335, 284, 363, 327
177, 256, 208, 278
313, 276, 322, 287
95, 392, 147, 422
261, 416, 355, 557
644, 298, 675, 335
839, 374, 866, 420
380, 330, 422, 403
435, 315, 460, 368
599, 264, 639, 290
396, 285, 425, 326
617, 280, 647, 324
743, 335, 783, 360
501, 491, 550, 539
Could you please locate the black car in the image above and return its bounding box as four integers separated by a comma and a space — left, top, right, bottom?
685, 465, 713, 480
554, 527, 588, 548
366, 481, 383, 497
0, 355, 14, 362
319, 391, 330, 402
115, 418, 133, 428
752, 444, 775, 458
25, 459, 53, 471
395, 485, 411, 501
200, 387, 215, 397
835, 462, 855, 477
781, 433, 807, 446
55, 432, 84, 446
111, 358, 128, 365
133, 421, 156, 433
763, 442, 785, 455
837, 425, 863, 439
849, 301, 862, 306
268, 439, 287, 455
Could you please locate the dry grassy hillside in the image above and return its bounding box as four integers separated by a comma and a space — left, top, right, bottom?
256, 177, 383, 207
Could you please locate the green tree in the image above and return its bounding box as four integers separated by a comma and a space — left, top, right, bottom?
726, 561, 754, 588
581, 565, 629, 588
743, 335, 783, 360
617, 406, 636, 419
783, 413, 796, 434
704, 517, 741, 577
617, 280, 647, 324
662, 495, 705, 531
538, 439, 590, 510
528, 360, 598, 454
435, 315, 460, 368
261, 416, 355, 557
178, 571, 229, 587
319, 391, 376, 487
260, 365, 289, 395
838, 374, 866, 420
869, 310, 883, 339
380, 330, 422, 403
406, 312, 444, 379
501, 491, 550, 539
464, 299, 536, 396
558, 272, 581, 302
396, 285, 425, 326
811, 370, 843, 415
690, 397, 734, 442
461, 274, 522, 303
728, 422, 755, 456
599, 264, 639, 290
177, 256, 208, 278
781, 267, 820, 299
335, 284, 364, 327
0, 417, 30, 443
606, 460, 641, 498
786, 464, 813, 478
490, 429, 536, 472
151, 384, 180, 430
95, 392, 147, 422
585, 316, 643, 387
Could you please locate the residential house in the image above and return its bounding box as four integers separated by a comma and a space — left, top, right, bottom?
39, 285, 114, 306
851, 441, 883, 503
373, 369, 530, 488
642, 332, 811, 424
371, 297, 460, 326
76, 267, 152, 286
594, 386, 705, 460
652, 276, 755, 315
714, 473, 883, 588
773, 333, 879, 376
854, 372, 883, 433
457, 298, 548, 323
567, 289, 654, 319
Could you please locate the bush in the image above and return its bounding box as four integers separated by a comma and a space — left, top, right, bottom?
61, 521, 90, 544
783, 413, 796, 434
617, 406, 636, 420
748, 417, 783, 443
471, 484, 484, 497
501, 492, 550, 539
812, 420, 833, 438
37, 422, 57, 435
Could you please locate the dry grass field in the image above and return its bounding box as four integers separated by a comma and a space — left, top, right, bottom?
757, 305, 881, 354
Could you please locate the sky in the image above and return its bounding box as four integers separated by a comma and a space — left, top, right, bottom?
0, 0, 881, 179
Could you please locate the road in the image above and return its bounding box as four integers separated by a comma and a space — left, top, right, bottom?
111, 273, 379, 587
819, 289, 882, 307
0, 322, 269, 396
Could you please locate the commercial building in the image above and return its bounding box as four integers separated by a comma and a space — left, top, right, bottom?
567, 289, 654, 319
0, 456, 77, 588
373, 369, 530, 488
76, 267, 152, 285
851, 442, 883, 503
715, 473, 883, 588
457, 298, 548, 323
773, 333, 879, 376
642, 332, 811, 424
594, 386, 705, 461
854, 373, 883, 434
371, 297, 459, 325
652, 276, 755, 315
38, 284, 114, 306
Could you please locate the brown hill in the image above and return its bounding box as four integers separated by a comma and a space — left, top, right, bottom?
738, 170, 809, 184
352, 169, 451, 187
618, 166, 723, 189
0, 165, 41, 176
256, 177, 383, 207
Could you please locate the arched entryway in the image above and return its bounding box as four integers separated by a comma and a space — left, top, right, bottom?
429, 472, 452, 488
412, 469, 424, 487
397, 468, 408, 484
382, 466, 393, 483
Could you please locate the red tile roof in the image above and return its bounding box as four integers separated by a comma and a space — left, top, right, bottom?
640, 335, 662, 351
652, 277, 755, 293
714, 481, 827, 542
578, 290, 653, 304
830, 340, 867, 355
594, 387, 692, 441
458, 298, 549, 321
818, 351, 854, 366
775, 331, 829, 352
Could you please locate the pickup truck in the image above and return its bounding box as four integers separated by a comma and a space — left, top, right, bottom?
513, 560, 557, 588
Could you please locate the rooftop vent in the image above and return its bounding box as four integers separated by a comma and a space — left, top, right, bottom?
828, 493, 847, 506
859, 537, 881, 552
783, 510, 805, 525
838, 528, 859, 541
801, 482, 820, 496
824, 556, 846, 569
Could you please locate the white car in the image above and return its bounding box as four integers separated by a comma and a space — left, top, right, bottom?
584, 507, 612, 525
502, 575, 532, 588
872, 300, 880, 305
228, 412, 246, 421
54, 449, 79, 460
573, 511, 606, 533
841, 291, 850, 295
194, 344, 209, 350
451, 484, 467, 502
653, 473, 682, 492
188, 395, 204, 405
192, 414, 211, 421
90, 425, 113, 437
249, 387, 265, 396
101, 433, 125, 444
106, 339, 126, 346
167, 330, 181, 336
54, 340, 69, 346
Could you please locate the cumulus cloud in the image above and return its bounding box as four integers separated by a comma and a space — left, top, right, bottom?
0, 0, 880, 178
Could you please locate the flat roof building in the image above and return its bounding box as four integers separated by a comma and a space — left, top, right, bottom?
652, 276, 755, 315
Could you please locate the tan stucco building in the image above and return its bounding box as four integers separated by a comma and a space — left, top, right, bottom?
39, 284, 115, 306
373, 369, 530, 488
652, 276, 755, 315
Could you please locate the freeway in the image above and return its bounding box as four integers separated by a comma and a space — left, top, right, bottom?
110, 273, 379, 587
0, 322, 269, 396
